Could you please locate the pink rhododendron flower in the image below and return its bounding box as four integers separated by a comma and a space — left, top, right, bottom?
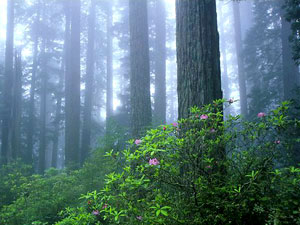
275, 140, 280, 144
92, 210, 99, 215
149, 158, 160, 166
163, 126, 166, 131
172, 122, 178, 127
257, 112, 266, 118
200, 114, 208, 120
228, 98, 234, 104
102, 204, 108, 209
137, 216, 143, 220
135, 139, 142, 145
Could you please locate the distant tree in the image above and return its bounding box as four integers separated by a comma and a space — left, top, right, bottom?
81, 0, 96, 164
243, 0, 283, 116
280, 0, 299, 100
106, 0, 113, 124
176, 0, 222, 119
26, 4, 40, 165
65, 0, 81, 167
129, 0, 152, 137
233, 1, 248, 116
38, 39, 47, 174
11, 50, 22, 160
284, 0, 300, 65
218, 3, 231, 116
1, 0, 15, 164
153, 0, 166, 125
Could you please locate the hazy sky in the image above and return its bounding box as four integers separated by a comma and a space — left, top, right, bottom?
0, 0, 7, 41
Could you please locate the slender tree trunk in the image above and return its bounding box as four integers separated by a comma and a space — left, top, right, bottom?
65, 0, 81, 167
129, 0, 152, 138
11, 50, 22, 160
176, 0, 222, 119
81, 0, 95, 164
38, 41, 47, 174
1, 0, 15, 164
280, 1, 300, 100
233, 1, 248, 116
106, 1, 113, 124
26, 7, 40, 165
154, 0, 166, 125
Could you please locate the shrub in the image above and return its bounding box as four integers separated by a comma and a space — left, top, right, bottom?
57, 100, 300, 225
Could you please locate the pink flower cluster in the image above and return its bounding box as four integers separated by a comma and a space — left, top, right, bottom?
135, 139, 142, 145
149, 158, 160, 166
200, 114, 208, 120
92, 210, 99, 215
257, 112, 266, 118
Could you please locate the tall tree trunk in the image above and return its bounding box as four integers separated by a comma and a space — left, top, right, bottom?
280, 1, 300, 100
11, 50, 22, 160
106, 1, 113, 125
1, 0, 15, 164
81, 0, 95, 164
176, 0, 222, 119
129, 0, 152, 138
233, 2, 248, 116
65, 0, 81, 167
38, 41, 47, 174
52, 4, 70, 168
26, 6, 40, 165
154, 0, 166, 125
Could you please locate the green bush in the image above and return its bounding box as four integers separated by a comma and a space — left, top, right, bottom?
57, 100, 300, 225
0, 148, 115, 225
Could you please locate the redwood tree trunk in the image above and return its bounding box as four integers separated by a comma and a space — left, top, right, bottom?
65, 0, 81, 167
81, 0, 95, 164
129, 0, 152, 137
176, 0, 222, 119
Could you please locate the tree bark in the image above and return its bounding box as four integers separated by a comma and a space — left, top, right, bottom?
129, 0, 152, 137
1, 0, 15, 164
65, 0, 81, 167
176, 0, 222, 119
81, 0, 95, 164
154, 0, 166, 125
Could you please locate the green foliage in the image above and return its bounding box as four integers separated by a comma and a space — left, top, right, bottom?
56, 100, 300, 225
0, 148, 115, 225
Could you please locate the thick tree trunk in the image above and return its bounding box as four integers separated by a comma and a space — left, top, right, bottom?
65, 0, 81, 167
1, 0, 15, 164
233, 2, 248, 116
176, 0, 222, 119
81, 0, 95, 164
154, 0, 166, 125
129, 0, 152, 137
106, 1, 113, 124
280, 2, 300, 100
11, 51, 22, 160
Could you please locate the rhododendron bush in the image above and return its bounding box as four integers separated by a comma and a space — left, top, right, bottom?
56, 100, 300, 225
